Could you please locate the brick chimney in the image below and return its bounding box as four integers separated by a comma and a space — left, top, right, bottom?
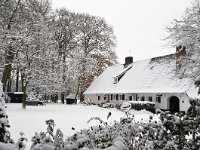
124, 56, 133, 67
176, 45, 186, 70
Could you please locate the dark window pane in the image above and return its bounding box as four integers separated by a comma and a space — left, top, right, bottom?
122, 94, 125, 100
141, 96, 145, 101
156, 96, 161, 103
116, 94, 119, 100
149, 96, 152, 102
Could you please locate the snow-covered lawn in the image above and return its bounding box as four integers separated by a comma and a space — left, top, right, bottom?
6, 103, 159, 149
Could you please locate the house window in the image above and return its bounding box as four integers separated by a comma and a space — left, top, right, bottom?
156, 96, 161, 103
148, 96, 152, 102
129, 96, 132, 101
141, 96, 145, 101
116, 94, 119, 100
98, 96, 100, 100
122, 94, 125, 100
114, 77, 118, 84
111, 94, 113, 100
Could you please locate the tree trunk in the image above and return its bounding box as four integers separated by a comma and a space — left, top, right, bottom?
79, 91, 84, 102
1, 0, 21, 91
61, 92, 65, 104
22, 84, 27, 109
16, 68, 19, 92
21, 73, 27, 109
6, 79, 11, 92
1, 46, 14, 92
2, 65, 12, 92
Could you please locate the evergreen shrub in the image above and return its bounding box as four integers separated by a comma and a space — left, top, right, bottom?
130, 101, 155, 113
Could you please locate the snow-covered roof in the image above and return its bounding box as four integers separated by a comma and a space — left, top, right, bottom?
14, 92, 23, 94
113, 63, 132, 78
84, 54, 198, 98
66, 94, 76, 99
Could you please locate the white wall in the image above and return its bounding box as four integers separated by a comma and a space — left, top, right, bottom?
178, 93, 190, 111
84, 92, 190, 112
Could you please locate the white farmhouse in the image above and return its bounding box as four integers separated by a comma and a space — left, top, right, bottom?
84, 46, 198, 112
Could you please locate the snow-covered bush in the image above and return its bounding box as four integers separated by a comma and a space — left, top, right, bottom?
0, 88, 13, 143
25, 98, 200, 150
30, 119, 58, 150
64, 116, 129, 150
15, 132, 28, 150
0, 84, 16, 149
54, 129, 64, 150
120, 102, 131, 113
28, 111, 176, 149
114, 103, 121, 110
101, 103, 115, 108
68, 101, 200, 150
156, 98, 200, 150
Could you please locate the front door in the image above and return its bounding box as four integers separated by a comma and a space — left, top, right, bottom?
169, 96, 180, 112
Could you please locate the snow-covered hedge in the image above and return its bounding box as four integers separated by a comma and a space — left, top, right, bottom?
0, 84, 16, 149
129, 101, 155, 113
0, 84, 13, 144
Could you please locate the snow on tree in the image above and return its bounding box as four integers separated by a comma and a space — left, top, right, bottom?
0, 84, 12, 143
75, 13, 117, 101
51, 9, 117, 101
15, 0, 53, 108
0, 0, 54, 108
0, 0, 22, 92
50, 9, 82, 103
166, 0, 200, 93
0, 1, 117, 104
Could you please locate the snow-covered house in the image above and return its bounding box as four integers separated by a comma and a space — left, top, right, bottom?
84, 46, 198, 112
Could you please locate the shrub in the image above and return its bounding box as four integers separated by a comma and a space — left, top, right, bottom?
130, 101, 155, 113
114, 103, 121, 110
0, 92, 13, 143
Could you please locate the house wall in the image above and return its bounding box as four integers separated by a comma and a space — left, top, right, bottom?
135, 93, 190, 111
84, 92, 190, 112
84, 94, 109, 104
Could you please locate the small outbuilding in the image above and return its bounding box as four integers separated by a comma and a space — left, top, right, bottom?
7, 92, 24, 103
66, 94, 77, 104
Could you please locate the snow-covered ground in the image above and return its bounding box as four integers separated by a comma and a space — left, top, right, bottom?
6, 103, 159, 149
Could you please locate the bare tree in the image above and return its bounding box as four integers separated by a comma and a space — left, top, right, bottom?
75, 13, 117, 101
51, 10, 117, 102
52, 9, 80, 103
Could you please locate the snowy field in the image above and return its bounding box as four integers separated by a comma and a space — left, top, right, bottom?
6, 103, 159, 149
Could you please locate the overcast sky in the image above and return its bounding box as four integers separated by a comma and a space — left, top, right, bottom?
51, 0, 192, 63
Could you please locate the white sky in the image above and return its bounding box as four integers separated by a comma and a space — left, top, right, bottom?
51, 0, 192, 63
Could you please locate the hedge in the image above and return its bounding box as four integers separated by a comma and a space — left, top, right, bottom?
130, 101, 155, 113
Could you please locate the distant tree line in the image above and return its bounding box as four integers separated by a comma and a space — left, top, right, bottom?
0, 0, 117, 108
